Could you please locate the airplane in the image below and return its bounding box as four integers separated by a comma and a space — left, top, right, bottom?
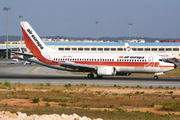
17, 21, 177, 79
125, 43, 176, 59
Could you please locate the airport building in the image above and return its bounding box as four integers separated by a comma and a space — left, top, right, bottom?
0, 40, 180, 59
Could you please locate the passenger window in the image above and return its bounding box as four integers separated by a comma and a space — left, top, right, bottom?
72, 48, 77, 50
84, 48, 89, 51
152, 48, 157, 51
65, 48, 70, 51
98, 48, 103, 51
104, 48, 109, 51
173, 48, 179, 51
117, 48, 123, 51
145, 48, 150, 51
78, 48, 83, 51
91, 48, 96, 51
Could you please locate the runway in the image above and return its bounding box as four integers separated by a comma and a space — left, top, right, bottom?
0, 60, 180, 88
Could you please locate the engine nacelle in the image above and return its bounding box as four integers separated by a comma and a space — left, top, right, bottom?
97, 66, 116, 76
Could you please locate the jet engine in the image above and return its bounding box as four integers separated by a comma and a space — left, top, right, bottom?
97, 66, 116, 76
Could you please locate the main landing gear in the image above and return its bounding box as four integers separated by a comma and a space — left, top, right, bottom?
154, 75, 158, 80
87, 73, 94, 78
87, 73, 103, 78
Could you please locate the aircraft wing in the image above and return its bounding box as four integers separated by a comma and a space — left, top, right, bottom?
53, 61, 97, 72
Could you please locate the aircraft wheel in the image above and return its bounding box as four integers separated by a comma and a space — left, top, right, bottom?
87, 74, 94, 78
154, 75, 158, 80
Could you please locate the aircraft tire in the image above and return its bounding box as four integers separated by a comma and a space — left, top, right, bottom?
87, 74, 94, 78
154, 75, 158, 80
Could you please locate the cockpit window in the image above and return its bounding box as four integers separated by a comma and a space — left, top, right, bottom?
159, 59, 174, 63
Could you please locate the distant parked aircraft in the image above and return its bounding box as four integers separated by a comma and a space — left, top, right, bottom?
125, 43, 176, 59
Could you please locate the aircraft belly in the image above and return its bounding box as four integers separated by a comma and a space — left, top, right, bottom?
116, 67, 164, 73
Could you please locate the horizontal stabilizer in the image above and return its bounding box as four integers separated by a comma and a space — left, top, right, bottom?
11, 51, 36, 57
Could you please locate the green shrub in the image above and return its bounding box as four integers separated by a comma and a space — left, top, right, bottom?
84, 104, 88, 108
168, 91, 173, 95
4, 81, 11, 87
60, 103, 67, 107
172, 96, 176, 99
112, 93, 118, 96
136, 85, 142, 88
32, 97, 40, 103
148, 103, 154, 107
113, 84, 117, 87
161, 102, 180, 111
61, 98, 68, 102
95, 91, 101, 95
45, 82, 51, 86
38, 83, 43, 87
45, 102, 50, 107
109, 104, 114, 108
116, 108, 126, 113
65, 83, 71, 88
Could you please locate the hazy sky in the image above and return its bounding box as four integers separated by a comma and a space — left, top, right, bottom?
1, 0, 180, 38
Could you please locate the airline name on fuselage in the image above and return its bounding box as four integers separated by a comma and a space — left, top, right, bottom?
124, 56, 144, 59
27, 29, 44, 50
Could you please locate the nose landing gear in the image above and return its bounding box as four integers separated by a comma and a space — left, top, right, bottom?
154, 75, 158, 80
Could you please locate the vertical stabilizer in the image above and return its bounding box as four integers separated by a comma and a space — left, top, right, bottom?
20, 21, 56, 56
124, 43, 134, 52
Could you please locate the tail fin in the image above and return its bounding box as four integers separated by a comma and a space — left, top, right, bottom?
20, 21, 56, 56
124, 43, 134, 52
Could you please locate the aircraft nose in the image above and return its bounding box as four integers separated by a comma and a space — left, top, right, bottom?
174, 63, 177, 69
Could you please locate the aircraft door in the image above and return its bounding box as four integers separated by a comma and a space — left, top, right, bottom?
148, 56, 153, 62
144, 56, 154, 67
99, 57, 103, 64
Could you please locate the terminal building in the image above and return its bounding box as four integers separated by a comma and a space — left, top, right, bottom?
0, 39, 180, 59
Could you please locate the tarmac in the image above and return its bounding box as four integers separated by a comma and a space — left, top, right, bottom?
0, 58, 180, 88
0, 59, 84, 76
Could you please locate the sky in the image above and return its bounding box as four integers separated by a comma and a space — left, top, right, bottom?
1, 0, 180, 38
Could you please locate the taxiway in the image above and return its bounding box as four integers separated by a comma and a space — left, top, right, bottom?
0, 59, 180, 87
